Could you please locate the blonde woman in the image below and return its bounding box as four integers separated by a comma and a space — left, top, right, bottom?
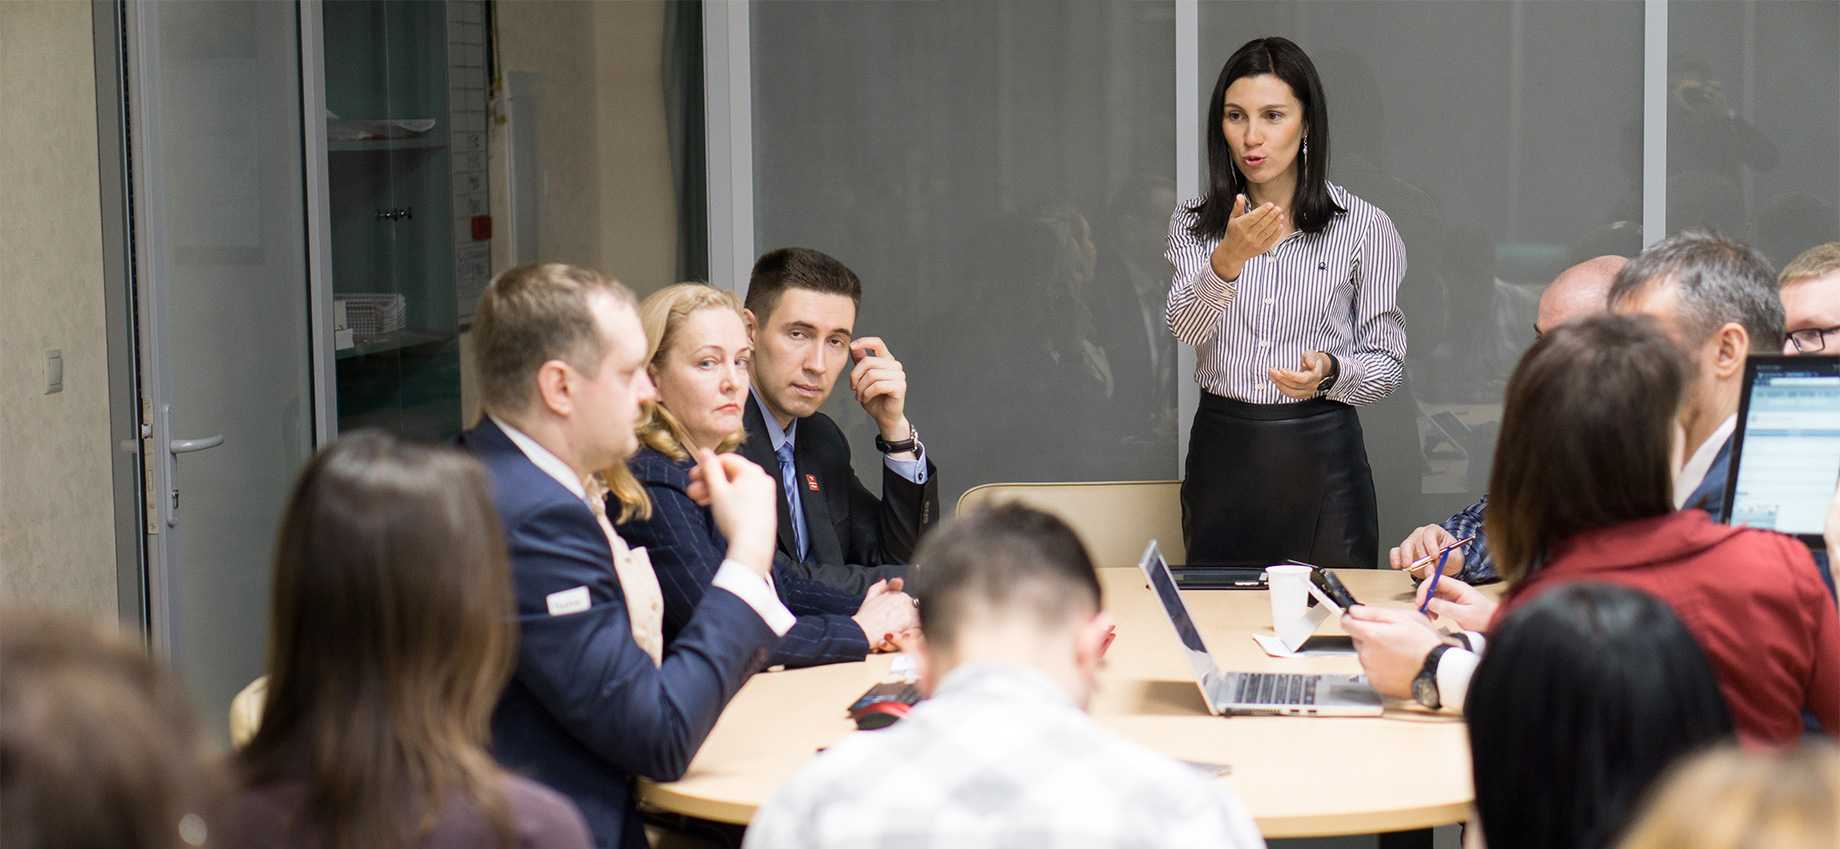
608, 283, 918, 667
1616, 743, 1840, 849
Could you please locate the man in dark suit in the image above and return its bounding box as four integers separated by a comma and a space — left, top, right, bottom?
457, 262, 792, 849
739, 248, 941, 594
1608, 231, 1785, 516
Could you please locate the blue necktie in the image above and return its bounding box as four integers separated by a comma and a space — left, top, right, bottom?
775, 441, 810, 561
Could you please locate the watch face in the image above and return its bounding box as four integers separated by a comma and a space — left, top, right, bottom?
1412, 674, 1440, 709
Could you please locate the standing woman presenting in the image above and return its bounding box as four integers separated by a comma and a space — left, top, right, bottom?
1167, 37, 1406, 570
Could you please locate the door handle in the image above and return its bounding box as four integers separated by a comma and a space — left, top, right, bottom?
169, 435, 224, 454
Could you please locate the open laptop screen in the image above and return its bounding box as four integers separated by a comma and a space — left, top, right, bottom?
1138, 541, 1219, 691
1723, 355, 1840, 544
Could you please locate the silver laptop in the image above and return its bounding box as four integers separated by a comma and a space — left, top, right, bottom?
1138, 541, 1384, 717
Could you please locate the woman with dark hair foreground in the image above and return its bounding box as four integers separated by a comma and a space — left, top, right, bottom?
1167, 36, 1407, 571
0, 612, 221, 849
1467, 583, 1732, 849
228, 432, 592, 849
1345, 314, 1837, 746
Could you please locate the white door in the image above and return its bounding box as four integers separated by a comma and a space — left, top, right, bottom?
120, 0, 328, 739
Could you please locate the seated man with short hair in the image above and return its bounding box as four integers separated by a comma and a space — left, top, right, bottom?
458, 262, 793, 849
743, 503, 1265, 849
740, 247, 941, 594
1779, 240, 1840, 590
1779, 241, 1840, 356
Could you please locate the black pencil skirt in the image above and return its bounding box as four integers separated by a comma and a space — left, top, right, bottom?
1181, 392, 1379, 569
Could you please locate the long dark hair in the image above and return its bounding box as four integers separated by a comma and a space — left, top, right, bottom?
1485, 314, 1688, 583
1467, 583, 1733, 849
238, 432, 517, 849
1190, 37, 1343, 240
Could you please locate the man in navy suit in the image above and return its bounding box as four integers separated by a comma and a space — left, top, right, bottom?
1609, 231, 1785, 515
739, 248, 941, 594
458, 262, 794, 849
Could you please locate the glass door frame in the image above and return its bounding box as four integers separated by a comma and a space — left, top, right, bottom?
97, 0, 338, 651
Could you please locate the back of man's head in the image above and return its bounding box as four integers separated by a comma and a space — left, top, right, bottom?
744, 248, 863, 323
909, 504, 1102, 652
1537, 255, 1625, 334
471, 262, 635, 417
1607, 231, 1785, 350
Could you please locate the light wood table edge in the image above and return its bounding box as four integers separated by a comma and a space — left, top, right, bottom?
637, 781, 755, 825
637, 780, 1471, 836
1257, 801, 1471, 838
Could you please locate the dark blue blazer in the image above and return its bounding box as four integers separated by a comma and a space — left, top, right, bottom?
1683, 433, 1733, 516
618, 446, 871, 668
738, 396, 938, 593
457, 419, 778, 849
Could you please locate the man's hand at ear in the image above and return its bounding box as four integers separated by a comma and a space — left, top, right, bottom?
849, 337, 912, 445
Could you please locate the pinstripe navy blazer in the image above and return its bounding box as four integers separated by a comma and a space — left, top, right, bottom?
619, 445, 873, 668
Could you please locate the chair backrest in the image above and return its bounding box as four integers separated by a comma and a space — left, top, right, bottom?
955, 480, 1185, 568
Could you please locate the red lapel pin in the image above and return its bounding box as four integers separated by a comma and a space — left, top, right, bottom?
806, 474, 820, 492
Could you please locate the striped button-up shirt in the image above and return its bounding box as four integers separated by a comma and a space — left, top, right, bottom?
1165, 183, 1407, 406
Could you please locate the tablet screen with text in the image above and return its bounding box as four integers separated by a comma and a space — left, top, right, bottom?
1725, 356, 1840, 540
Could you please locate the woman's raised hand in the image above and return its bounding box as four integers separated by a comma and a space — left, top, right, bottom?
1208, 194, 1288, 281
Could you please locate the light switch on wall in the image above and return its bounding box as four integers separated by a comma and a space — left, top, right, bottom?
44, 349, 63, 394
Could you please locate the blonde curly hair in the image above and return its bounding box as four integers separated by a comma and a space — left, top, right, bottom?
602, 283, 749, 523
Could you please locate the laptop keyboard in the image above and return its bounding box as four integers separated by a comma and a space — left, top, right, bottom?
1234, 673, 1317, 705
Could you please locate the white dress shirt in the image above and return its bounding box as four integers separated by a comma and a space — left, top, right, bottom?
491, 415, 794, 636
1675, 413, 1737, 509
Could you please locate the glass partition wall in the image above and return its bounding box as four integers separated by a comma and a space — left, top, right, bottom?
746, 0, 1672, 550
752, 1, 1181, 505
1667, 1, 1839, 264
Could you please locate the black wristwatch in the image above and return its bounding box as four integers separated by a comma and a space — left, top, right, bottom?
1413, 643, 1454, 710
874, 425, 919, 455
1316, 353, 1341, 394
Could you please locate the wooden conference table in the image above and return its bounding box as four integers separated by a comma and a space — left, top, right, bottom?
639, 567, 1476, 838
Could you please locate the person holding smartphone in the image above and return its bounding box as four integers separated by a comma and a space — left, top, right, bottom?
1167, 37, 1407, 570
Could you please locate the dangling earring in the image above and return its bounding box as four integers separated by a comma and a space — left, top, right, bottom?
1301, 135, 1310, 171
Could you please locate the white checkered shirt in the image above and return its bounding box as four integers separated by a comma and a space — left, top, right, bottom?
742, 664, 1266, 849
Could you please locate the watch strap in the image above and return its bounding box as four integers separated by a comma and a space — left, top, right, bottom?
1316, 353, 1341, 394
874, 425, 919, 455
1414, 643, 1454, 709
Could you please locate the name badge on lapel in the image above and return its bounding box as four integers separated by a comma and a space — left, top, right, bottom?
806, 474, 820, 492
546, 585, 591, 616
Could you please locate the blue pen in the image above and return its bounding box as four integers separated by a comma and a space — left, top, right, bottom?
1419, 546, 1453, 616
